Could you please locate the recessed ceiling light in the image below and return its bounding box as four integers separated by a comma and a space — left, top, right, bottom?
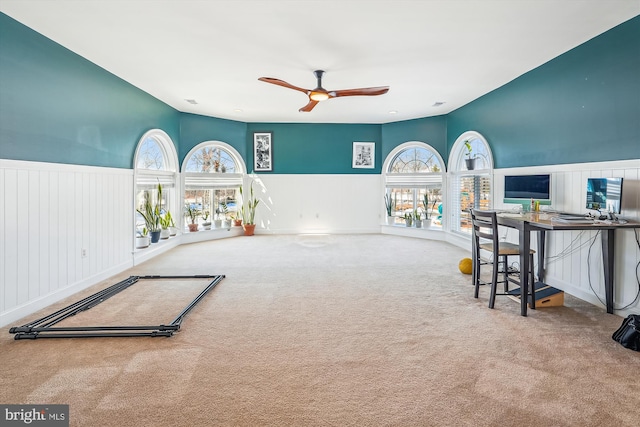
185, 99, 198, 105
432, 101, 446, 107
233, 108, 243, 113
389, 110, 398, 115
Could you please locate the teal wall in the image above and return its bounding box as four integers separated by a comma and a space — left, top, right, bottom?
447, 15, 640, 168
246, 123, 382, 174
0, 13, 180, 169
1, 12, 638, 172
179, 113, 247, 168
381, 116, 448, 164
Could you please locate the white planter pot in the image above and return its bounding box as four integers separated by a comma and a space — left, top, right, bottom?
415, 220, 422, 228
387, 216, 395, 225
135, 236, 150, 249
214, 220, 223, 229
169, 226, 178, 236
160, 228, 171, 239
202, 222, 212, 230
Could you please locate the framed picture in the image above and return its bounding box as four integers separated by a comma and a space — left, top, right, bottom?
253, 132, 273, 172
352, 142, 375, 169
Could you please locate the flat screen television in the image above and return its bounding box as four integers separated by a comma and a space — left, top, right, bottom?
586, 177, 623, 214
504, 174, 551, 206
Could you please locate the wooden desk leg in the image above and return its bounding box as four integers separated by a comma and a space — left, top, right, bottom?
601, 229, 615, 314
519, 225, 530, 316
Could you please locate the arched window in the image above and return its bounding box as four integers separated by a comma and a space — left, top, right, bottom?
383, 142, 446, 228
182, 141, 246, 231
448, 131, 494, 236
133, 129, 178, 241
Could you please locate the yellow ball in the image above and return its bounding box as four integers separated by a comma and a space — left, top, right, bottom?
459, 258, 473, 275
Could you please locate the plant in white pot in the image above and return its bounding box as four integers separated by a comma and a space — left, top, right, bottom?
403, 211, 413, 227
201, 210, 212, 230
422, 192, 436, 228
135, 227, 150, 249
384, 194, 395, 225
414, 209, 422, 228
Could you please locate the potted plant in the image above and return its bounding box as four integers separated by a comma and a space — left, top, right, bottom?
384, 194, 395, 225
240, 183, 260, 236
135, 227, 150, 249
165, 211, 178, 236
137, 183, 162, 243
422, 192, 436, 228
185, 204, 200, 232
231, 213, 243, 227
201, 210, 212, 230
403, 211, 413, 227
220, 200, 230, 229
464, 140, 477, 170
414, 209, 422, 228
159, 213, 171, 239
213, 204, 223, 229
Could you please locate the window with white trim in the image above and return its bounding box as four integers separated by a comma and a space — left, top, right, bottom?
448, 131, 493, 235
182, 142, 246, 231
133, 130, 178, 237
383, 142, 445, 228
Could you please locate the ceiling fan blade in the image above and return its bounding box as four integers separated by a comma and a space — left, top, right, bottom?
258, 77, 309, 94
299, 99, 319, 112
331, 86, 390, 98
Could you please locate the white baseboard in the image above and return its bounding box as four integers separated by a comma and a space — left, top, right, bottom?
0, 260, 133, 328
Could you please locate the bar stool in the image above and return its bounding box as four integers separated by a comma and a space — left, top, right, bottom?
470, 209, 536, 309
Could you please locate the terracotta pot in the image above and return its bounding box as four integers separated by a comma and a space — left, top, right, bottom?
242, 224, 256, 236
233, 219, 243, 227
188, 223, 199, 232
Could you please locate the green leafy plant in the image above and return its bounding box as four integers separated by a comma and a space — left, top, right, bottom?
184, 204, 200, 224
220, 200, 229, 219
201, 210, 210, 222
137, 182, 163, 232
239, 183, 260, 225
463, 140, 474, 158
384, 194, 395, 216
422, 192, 437, 219
159, 211, 173, 230
413, 209, 421, 221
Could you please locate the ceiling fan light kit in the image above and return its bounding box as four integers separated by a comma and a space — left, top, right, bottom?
258, 70, 389, 112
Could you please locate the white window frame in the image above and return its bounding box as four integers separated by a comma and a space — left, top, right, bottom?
448, 131, 494, 236
133, 129, 179, 241
382, 141, 446, 228
181, 141, 246, 231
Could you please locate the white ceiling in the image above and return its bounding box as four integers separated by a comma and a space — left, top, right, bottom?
1, 0, 639, 124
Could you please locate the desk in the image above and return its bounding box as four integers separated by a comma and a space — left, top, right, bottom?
495, 212, 640, 316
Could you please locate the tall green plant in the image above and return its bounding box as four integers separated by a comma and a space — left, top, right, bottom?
384, 194, 394, 216
137, 182, 163, 232
239, 183, 260, 225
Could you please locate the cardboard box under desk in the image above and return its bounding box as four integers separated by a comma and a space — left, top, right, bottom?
508, 282, 564, 308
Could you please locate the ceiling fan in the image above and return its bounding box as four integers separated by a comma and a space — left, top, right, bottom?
258, 70, 389, 112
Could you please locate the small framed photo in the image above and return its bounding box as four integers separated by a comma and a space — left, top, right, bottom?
253, 132, 273, 172
352, 142, 375, 169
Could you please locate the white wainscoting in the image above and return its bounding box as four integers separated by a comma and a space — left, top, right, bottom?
492, 159, 640, 316
0, 159, 134, 327
252, 174, 382, 235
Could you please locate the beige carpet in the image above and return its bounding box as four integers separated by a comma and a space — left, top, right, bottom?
1, 234, 638, 427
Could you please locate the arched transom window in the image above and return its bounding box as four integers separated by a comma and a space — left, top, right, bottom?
182, 141, 246, 231
448, 131, 494, 236
383, 142, 446, 228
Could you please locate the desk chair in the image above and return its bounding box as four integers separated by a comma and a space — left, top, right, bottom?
470, 209, 536, 309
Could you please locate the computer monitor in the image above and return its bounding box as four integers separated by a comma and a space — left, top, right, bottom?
503, 174, 551, 207
586, 177, 623, 214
